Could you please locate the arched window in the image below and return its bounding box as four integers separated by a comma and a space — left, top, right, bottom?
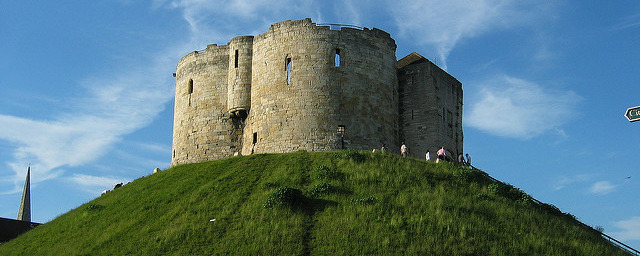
188, 79, 194, 94
285, 57, 292, 84
335, 49, 341, 67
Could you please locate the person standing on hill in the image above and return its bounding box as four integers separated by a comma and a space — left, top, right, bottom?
400, 142, 409, 158
457, 154, 466, 165
436, 146, 446, 163
381, 143, 387, 153
425, 151, 431, 161
466, 153, 472, 167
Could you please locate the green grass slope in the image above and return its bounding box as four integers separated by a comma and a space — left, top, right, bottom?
0, 151, 628, 255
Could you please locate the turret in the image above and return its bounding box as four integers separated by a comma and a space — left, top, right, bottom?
227, 36, 253, 118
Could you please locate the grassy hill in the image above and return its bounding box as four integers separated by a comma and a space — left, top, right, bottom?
0, 151, 628, 255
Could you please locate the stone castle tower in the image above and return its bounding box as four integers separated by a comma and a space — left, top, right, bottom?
171, 18, 463, 166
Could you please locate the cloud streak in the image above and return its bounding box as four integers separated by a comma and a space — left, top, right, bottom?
165, 0, 553, 71
166, 0, 320, 46
0, 38, 176, 192
552, 174, 594, 191
589, 181, 617, 195
68, 174, 126, 195
389, 0, 553, 69
466, 75, 582, 139
611, 216, 640, 242
613, 13, 640, 30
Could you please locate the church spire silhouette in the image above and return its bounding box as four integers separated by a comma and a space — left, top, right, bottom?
17, 166, 31, 222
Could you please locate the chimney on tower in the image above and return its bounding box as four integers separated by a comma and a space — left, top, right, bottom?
17, 166, 31, 222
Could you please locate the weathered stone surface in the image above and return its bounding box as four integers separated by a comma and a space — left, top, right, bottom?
171, 18, 463, 166
398, 53, 463, 158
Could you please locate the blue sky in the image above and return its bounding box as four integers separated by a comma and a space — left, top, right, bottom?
1, 0, 639, 249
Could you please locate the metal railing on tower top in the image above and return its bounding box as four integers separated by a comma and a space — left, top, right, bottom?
316, 23, 364, 30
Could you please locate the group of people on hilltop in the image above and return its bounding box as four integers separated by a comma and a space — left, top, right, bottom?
375, 143, 472, 167
428, 146, 471, 167
397, 142, 472, 167
457, 152, 472, 168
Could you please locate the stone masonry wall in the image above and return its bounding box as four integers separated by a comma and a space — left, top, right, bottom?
398, 57, 463, 159
172, 44, 240, 166
243, 19, 398, 155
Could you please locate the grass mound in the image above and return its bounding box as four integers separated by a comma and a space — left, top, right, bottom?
0, 151, 628, 255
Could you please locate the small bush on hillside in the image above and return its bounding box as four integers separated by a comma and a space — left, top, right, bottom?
454, 168, 489, 183
313, 165, 343, 180
474, 193, 491, 200
345, 150, 366, 162
263, 187, 306, 209
262, 182, 279, 188
536, 202, 567, 217
351, 196, 377, 205
538, 203, 578, 221
85, 204, 105, 211
517, 193, 534, 205
488, 182, 532, 204
333, 150, 366, 163
487, 183, 501, 194
308, 182, 338, 198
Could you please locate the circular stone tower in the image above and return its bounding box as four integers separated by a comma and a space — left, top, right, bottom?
172, 41, 243, 166
242, 19, 399, 155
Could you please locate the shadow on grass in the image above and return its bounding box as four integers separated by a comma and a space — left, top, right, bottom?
301, 198, 338, 215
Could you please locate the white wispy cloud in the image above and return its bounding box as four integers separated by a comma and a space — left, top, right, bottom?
553, 174, 594, 191
128, 141, 172, 154
611, 216, 640, 242
613, 13, 640, 30
589, 181, 617, 195
69, 174, 124, 188
0, 33, 177, 193
165, 0, 553, 72
68, 174, 126, 194
466, 75, 582, 139
167, 0, 320, 45
389, 0, 554, 69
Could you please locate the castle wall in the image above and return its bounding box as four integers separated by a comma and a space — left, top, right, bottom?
242, 19, 398, 155
398, 58, 463, 159
171, 18, 462, 166
172, 44, 240, 166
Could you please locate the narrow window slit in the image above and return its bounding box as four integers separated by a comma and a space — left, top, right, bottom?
234, 50, 239, 68
286, 57, 292, 84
